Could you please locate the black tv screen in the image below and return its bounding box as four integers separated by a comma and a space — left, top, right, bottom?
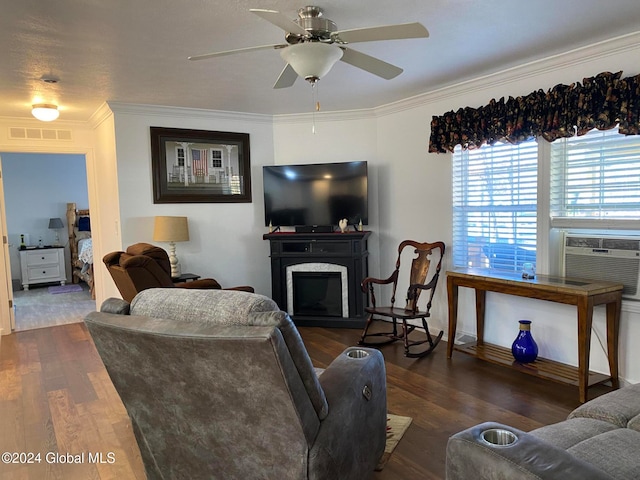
263, 161, 368, 227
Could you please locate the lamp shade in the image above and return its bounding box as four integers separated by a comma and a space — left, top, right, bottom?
153, 216, 189, 242
48, 217, 64, 229
32, 104, 60, 122
280, 43, 343, 82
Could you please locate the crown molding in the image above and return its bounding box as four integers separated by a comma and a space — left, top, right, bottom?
85, 31, 640, 127
273, 107, 376, 125
88, 102, 114, 129
106, 102, 273, 124
374, 30, 640, 117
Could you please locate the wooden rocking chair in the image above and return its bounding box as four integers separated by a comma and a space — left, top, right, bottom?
358, 240, 445, 358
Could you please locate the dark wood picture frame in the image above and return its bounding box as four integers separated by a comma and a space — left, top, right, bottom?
150, 127, 252, 203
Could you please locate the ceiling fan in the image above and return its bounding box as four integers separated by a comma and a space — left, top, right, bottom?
188, 6, 429, 88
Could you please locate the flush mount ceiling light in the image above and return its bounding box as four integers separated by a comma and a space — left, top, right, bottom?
40, 74, 59, 84
31, 104, 59, 122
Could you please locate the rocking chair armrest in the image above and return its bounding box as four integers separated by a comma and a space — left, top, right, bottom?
407, 272, 440, 298
360, 272, 398, 293
407, 283, 433, 297
406, 274, 440, 314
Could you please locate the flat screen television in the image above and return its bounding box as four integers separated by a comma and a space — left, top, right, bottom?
263, 161, 368, 228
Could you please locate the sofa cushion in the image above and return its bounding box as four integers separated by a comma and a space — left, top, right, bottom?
569, 383, 640, 428
530, 417, 619, 450
131, 288, 279, 323
568, 428, 640, 480
628, 414, 640, 432
129, 288, 329, 419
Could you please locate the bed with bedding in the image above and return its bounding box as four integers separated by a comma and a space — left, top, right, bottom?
66, 202, 95, 299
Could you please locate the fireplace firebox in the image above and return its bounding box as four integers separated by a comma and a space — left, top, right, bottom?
292, 272, 343, 317
263, 231, 370, 327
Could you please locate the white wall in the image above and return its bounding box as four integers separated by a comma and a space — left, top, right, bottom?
109, 104, 275, 295
374, 106, 453, 325
272, 32, 640, 385
90, 104, 123, 302
273, 113, 381, 277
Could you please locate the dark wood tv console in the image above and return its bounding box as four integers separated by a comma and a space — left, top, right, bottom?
263, 231, 370, 328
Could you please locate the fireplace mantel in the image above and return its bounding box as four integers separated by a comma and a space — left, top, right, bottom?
263, 231, 370, 327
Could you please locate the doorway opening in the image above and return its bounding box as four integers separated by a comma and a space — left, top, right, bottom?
1, 152, 94, 332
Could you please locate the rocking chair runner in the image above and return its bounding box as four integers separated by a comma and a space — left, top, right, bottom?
359, 240, 445, 358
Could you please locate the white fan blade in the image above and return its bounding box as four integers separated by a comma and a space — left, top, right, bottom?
339, 48, 403, 80
332, 22, 429, 44
273, 64, 298, 89
250, 9, 310, 37
188, 44, 286, 61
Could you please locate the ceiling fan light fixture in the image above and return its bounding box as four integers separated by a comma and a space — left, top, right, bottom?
280, 43, 343, 83
31, 104, 59, 122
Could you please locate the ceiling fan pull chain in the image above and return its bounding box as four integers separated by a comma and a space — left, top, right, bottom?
311, 82, 318, 134
314, 80, 321, 112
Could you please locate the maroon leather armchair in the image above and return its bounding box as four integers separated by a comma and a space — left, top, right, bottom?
103, 243, 253, 303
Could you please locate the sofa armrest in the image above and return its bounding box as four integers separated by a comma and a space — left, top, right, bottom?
446, 422, 614, 480
174, 278, 222, 289
99, 297, 130, 315
224, 285, 255, 293
309, 347, 387, 480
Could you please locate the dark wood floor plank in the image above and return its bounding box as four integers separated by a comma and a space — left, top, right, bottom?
60, 359, 98, 405
0, 322, 614, 479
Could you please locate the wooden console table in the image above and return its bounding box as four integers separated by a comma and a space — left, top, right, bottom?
446, 267, 623, 402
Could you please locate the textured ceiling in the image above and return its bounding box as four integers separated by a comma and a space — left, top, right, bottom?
1, 0, 640, 121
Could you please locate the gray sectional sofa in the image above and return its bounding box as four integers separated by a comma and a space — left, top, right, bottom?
446, 383, 640, 480
86, 288, 387, 480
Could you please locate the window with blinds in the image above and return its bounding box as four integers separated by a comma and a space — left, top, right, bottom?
550, 128, 640, 224
452, 140, 538, 272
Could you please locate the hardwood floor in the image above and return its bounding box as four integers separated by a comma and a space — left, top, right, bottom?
0, 322, 612, 480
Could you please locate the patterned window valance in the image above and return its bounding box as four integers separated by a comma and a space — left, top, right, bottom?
428, 71, 640, 153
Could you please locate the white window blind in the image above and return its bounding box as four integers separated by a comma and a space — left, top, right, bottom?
453, 140, 538, 272
550, 128, 640, 224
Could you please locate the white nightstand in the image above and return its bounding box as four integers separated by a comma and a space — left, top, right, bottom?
19, 247, 66, 290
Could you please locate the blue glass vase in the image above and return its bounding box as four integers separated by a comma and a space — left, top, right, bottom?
511, 320, 538, 363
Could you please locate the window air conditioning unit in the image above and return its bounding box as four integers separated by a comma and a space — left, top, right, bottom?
562, 234, 640, 300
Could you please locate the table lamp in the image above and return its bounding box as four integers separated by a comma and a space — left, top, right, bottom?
48, 217, 64, 246
153, 216, 189, 277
